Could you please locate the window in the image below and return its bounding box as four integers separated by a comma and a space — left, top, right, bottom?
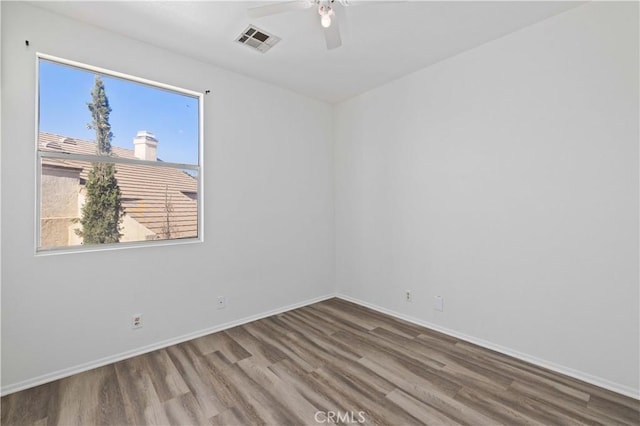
36, 54, 203, 253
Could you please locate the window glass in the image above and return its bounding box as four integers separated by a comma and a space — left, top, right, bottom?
37, 56, 202, 252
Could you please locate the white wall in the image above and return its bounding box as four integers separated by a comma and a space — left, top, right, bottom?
2, 1, 639, 399
335, 2, 639, 396
1, 2, 334, 392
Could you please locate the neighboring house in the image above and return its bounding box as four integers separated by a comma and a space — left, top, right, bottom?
39, 131, 198, 248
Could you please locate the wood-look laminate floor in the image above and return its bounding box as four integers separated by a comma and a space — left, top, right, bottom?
2, 298, 639, 425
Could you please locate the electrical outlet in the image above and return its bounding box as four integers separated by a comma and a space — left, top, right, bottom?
405, 290, 412, 302
217, 296, 226, 310
132, 313, 143, 329
434, 296, 444, 312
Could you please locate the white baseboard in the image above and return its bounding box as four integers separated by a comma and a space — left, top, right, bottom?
5, 292, 638, 401
0, 293, 336, 396
335, 293, 640, 401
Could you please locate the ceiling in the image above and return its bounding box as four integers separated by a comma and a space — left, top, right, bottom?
31, 1, 582, 104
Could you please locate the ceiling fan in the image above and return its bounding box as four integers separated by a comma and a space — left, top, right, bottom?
248, 0, 351, 50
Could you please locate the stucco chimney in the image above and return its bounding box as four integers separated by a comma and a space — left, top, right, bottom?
133, 131, 158, 161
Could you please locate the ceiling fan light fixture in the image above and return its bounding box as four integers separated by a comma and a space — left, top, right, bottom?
321, 13, 332, 28
318, 4, 334, 28
247, 0, 343, 50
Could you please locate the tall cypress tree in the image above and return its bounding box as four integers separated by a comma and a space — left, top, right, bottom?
76, 76, 123, 244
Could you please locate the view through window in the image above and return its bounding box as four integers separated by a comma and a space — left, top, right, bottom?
37, 55, 202, 252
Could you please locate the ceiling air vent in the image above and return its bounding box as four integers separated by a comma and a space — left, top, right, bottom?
236, 26, 280, 53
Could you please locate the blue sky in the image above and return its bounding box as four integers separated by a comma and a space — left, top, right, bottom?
39, 59, 199, 165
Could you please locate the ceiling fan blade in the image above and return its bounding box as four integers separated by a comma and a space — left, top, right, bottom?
339, 0, 406, 6
324, 15, 342, 50
248, 1, 313, 19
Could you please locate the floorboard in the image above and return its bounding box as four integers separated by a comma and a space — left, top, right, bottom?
2, 298, 638, 425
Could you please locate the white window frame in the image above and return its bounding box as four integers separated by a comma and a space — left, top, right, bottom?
35, 53, 204, 255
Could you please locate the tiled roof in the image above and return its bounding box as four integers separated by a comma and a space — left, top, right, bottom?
39, 132, 198, 240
